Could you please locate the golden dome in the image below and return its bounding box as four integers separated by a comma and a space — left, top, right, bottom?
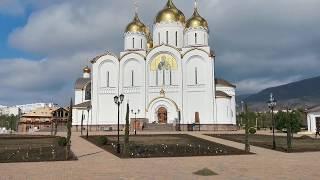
125, 13, 147, 34
155, 0, 185, 24
145, 27, 153, 49
186, 7, 208, 29
147, 37, 153, 49
83, 66, 91, 73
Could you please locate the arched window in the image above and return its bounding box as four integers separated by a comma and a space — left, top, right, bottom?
195, 33, 198, 44
175, 31, 178, 46
85, 83, 91, 100
140, 39, 143, 49
132, 38, 135, 48
195, 67, 198, 85
166, 31, 169, 44
131, 70, 134, 87
106, 71, 110, 87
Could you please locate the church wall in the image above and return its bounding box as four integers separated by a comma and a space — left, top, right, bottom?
216, 97, 233, 124
216, 86, 236, 125
119, 54, 146, 123
124, 33, 147, 50
92, 55, 119, 125
182, 50, 214, 124
153, 23, 184, 48
146, 45, 183, 123
75, 90, 83, 105
72, 108, 91, 126
184, 28, 208, 47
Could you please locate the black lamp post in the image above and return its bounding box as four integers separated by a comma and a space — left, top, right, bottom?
86, 105, 91, 139
267, 93, 277, 149
131, 109, 140, 135
114, 94, 124, 153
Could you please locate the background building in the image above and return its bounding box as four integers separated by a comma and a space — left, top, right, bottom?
306, 105, 320, 133
19, 107, 69, 133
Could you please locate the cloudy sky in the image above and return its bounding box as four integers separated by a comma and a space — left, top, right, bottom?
0, 0, 319, 106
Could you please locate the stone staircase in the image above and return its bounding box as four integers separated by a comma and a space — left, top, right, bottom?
144, 123, 175, 131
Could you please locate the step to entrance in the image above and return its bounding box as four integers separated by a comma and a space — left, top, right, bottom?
143, 123, 174, 131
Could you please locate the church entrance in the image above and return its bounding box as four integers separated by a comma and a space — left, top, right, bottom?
157, 107, 168, 124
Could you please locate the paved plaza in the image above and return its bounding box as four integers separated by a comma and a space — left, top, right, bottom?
1, 131, 320, 180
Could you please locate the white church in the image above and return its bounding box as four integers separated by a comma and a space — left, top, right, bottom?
72, 0, 237, 131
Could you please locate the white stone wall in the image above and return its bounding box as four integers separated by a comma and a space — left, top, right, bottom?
182, 48, 214, 124
92, 54, 119, 125
153, 22, 184, 48
72, 108, 91, 126
124, 32, 147, 50
184, 28, 208, 47
146, 45, 183, 123
215, 97, 233, 124
119, 53, 146, 123
216, 86, 236, 125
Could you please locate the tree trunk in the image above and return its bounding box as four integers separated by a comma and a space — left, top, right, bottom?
124, 103, 130, 155
66, 98, 73, 160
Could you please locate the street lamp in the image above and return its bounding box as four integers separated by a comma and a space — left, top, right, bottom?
267, 93, 277, 149
131, 109, 140, 135
114, 94, 125, 153
86, 105, 91, 139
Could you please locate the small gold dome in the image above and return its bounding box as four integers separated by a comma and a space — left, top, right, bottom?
83, 66, 91, 73
145, 27, 153, 49
125, 13, 147, 34
186, 7, 208, 29
155, 0, 185, 24
147, 38, 153, 49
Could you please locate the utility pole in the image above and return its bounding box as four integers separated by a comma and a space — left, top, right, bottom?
244, 103, 250, 153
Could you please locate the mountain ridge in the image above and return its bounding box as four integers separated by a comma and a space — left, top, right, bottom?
239, 76, 320, 110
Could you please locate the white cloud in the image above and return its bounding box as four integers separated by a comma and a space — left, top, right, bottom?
0, 0, 24, 15
0, 51, 98, 105
236, 76, 302, 94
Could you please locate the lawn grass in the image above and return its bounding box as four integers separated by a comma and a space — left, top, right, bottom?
207, 134, 320, 153
0, 135, 77, 163
193, 168, 218, 176
84, 134, 253, 158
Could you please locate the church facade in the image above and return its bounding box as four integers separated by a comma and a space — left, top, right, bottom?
73, 0, 237, 131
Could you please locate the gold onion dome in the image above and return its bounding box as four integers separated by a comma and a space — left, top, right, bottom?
83, 66, 91, 73
155, 0, 185, 24
145, 27, 153, 49
147, 36, 153, 49
125, 13, 147, 34
186, 6, 208, 29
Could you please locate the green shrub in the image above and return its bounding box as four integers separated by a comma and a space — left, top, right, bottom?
58, 137, 67, 146
249, 127, 256, 134
97, 136, 108, 145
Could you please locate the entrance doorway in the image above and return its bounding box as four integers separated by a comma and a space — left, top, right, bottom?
316, 117, 320, 130
157, 107, 167, 124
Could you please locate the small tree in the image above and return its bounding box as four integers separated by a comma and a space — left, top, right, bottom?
124, 103, 130, 155
66, 98, 73, 160
286, 108, 292, 152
